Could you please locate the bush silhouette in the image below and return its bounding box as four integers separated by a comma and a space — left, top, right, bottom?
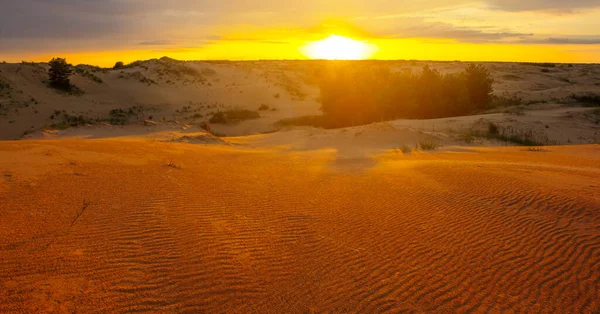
113, 61, 125, 69
318, 63, 494, 128
48, 58, 73, 91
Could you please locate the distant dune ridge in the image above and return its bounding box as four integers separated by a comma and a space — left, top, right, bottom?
0, 57, 600, 313
0, 58, 599, 145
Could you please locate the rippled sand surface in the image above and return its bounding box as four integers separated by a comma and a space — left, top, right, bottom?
1, 141, 598, 313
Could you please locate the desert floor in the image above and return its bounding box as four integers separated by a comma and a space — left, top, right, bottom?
1, 59, 599, 313
0, 139, 599, 313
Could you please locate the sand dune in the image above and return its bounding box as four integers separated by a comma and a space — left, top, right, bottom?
1, 58, 599, 313
1, 59, 599, 142
0, 140, 598, 313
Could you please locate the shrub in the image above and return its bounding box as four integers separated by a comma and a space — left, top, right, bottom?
484, 123, 549, 146
491, 95, 523, 107
400, 144, 412, 154
108, 106, 144, 125
464, 64, 494, 110
48, 58, 73, 91
209, 109, 260, 124
74, 66, 103, 83
318, 63, 494, 128
488, 122, 499, 135
570, 93, 600, 107
113, 61, 125, 69
258, 104, 270, 111
50, 111, 96, 130
418, 141, 438, 151
209, 112, 227, 124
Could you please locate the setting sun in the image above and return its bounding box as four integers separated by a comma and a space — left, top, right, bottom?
302, 35, 377, 60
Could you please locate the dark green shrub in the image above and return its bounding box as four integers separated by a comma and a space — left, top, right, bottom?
570, 93, 600, 107
113, 61, 125, 69
209, 112, 227, 124
318, 63, 494, 128
209, 109, 260, 124
48, 58, 73, 91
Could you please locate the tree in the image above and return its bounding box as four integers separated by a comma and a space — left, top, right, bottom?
48, 58, 73, 90
113, 61, 124, 69
464, 64, 494, 110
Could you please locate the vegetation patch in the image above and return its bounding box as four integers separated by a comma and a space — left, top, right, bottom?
50, 110, 97, 130
570, 93, 600, 107
74, 66, 103, 83
491, 95, 523, 108
108, 106, 145, 125
0, 78, 11, 91
317, 64, 494, 128
484, 123, 550, 146
118, 71, 157, 85
47, 58, 83, 95
418, 140, 438, 151
209, 109, 260, 124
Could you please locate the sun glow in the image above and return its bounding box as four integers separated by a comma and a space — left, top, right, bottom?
302, 35, 377, 60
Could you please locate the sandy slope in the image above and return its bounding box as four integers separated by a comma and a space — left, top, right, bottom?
0, 139, 599, 313
1, 59, 599, 141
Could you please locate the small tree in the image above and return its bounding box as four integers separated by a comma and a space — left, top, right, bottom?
113, 61, 124, 69
464, 64, 494, 110
48, 58, 73, 90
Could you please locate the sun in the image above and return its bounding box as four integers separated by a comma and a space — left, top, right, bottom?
302, 35, 377, 60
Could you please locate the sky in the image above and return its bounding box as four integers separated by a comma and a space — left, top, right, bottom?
0, 0, 599, 66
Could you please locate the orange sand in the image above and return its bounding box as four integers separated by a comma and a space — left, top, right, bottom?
0, 140, 599, 313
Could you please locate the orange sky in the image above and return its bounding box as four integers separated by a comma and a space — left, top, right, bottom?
1, 1, 599, 66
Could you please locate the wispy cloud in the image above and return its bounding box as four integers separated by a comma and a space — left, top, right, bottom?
487, 0, 600, 12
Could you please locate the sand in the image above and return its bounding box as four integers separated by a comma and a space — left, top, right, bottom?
1, 58, 599, 312
1, 59, 600, 143
0, 140, 599, 313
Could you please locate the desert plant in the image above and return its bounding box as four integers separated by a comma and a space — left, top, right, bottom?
418, 141, 438, 151
488, 123, 499, 136
108, 106, 144, 125
570, 93, 600, 107
464, 63, 494, 110
258, 104, 270, 111
209, 109, 260, 124
48, 58, 73, 91
484, 123, 548, 146
113, 61, 125, 69
491, 95, 523, 107
166, 158, 181, 169
400, 144, 412, 154
317, 63, 494, 128
50, 111, 96, 130
209, 111, 227, 124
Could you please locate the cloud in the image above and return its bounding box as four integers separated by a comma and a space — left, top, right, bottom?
525, 36, 600, 45
0, 0, 599, 56
487, 0, 600, 12
368, 17, 533, 43
137, 40, 175, 46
